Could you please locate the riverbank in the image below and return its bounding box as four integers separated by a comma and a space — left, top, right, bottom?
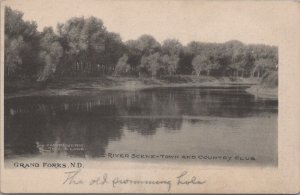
246, 85, 278, 99
5, 75, 259, 99
245, 71, 278, 99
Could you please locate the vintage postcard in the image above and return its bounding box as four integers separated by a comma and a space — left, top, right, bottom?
0, 0, 299, 193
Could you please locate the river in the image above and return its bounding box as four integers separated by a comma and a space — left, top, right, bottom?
4, 86, 278, 166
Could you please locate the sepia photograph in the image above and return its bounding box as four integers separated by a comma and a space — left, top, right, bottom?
0, 0, 299, 193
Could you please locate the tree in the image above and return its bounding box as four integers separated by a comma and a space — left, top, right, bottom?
249, 44, 278, 77
37, 27, 63, 81
161, 54, 179, 75
185, 41, 225, 76
126, 35, 161, 77
58, 16, 106, 75
253, 58, 275, 77
125, 39, 143, 75
135, 34, 161, 55
114, 54, 131, 76
4, 6, 279, 81
177, 47, 194, 75
5, 6, 39, 79
161, 39, 182, 55
103, 32, 126, 75
140, 52, 161, 78
5, 35, 24, 77
224, 40, 253, 77
192, 55, 210, 76
205, 59, 220, 76
160, 39, 182, 75
186, 41, 202, 55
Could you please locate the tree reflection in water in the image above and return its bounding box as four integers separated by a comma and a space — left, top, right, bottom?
5, 86, 277, 158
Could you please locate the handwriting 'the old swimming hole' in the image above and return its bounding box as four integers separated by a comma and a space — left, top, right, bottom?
63, 169, 206, 192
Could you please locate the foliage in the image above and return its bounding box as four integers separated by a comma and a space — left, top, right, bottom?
37, 27, 63, 81
4, 6, 278, 82
192, 55, 210, 76
140, 52, 161, 78
114, 54, 131, 76
5, 7, 39, 79
161, 54, 179, 76
162, 39, 182, 55
261, 71, 278, 88
5, 36, 25, 76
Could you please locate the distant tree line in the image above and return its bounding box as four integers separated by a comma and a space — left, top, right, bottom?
5, 7, 278, 81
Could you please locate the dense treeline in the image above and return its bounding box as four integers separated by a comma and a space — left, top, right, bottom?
5, 7, 278, 82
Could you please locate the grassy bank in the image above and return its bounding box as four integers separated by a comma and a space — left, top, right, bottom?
245, 86, 278, 99
5, 75, 259, 99
245, 71, 278, 99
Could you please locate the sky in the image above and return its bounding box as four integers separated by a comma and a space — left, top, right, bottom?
2, 0, 298, 46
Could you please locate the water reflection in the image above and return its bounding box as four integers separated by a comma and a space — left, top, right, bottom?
5, 86, 277, 160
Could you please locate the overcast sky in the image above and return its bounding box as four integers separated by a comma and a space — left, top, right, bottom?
3, 0, 296, 46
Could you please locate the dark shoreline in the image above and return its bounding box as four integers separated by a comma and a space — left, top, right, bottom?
4, 76, 264, 99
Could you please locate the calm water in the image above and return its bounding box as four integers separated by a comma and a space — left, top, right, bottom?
4, 86, 278, 166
